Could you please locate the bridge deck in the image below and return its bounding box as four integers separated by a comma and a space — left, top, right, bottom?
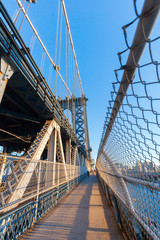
21, 174, 124, 240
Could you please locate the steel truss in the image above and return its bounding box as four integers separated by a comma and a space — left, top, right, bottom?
59, 96, 92, 162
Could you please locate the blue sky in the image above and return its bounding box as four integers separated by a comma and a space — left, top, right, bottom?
3, 0, 142, 161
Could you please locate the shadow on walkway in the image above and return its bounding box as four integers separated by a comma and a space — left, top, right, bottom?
21, 174, 124, 240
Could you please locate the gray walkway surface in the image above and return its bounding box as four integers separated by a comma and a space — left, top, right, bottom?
21, 174, 124, 240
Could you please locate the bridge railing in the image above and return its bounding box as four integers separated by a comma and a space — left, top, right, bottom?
96, 0, 160, 239
0, 154, 87, 239
0, 154, 86, 212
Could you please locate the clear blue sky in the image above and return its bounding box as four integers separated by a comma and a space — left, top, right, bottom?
3, 0, 139, 161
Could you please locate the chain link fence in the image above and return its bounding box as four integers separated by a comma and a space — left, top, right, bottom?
0, 154, 86, 211
97, 0, 160, 239
0, 154, 87, 239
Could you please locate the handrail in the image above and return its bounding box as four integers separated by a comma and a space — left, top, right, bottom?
97, 0, 160, 158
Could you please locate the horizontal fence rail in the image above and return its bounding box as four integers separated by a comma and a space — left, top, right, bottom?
97, 0, 160, 240
0, 155, 87, 211
0, 154, 87, 239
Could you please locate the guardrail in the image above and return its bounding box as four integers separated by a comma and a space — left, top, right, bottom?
0, 155, 87, 210
0, 155, 87, 239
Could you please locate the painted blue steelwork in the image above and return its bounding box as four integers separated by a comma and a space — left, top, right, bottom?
97, 172, 159, 240
0, 173, 87, 240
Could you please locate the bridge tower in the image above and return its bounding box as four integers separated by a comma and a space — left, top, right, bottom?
59, 95, 92, 168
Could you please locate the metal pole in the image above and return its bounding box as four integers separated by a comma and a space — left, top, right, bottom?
0, 155, 6, 185
18, 1, 31, 32
57, 163, 60, 199
34, 161, 41, 222
14, 0, 26, 25
101, 151, 134, 211
98, 168, 160, 192
98, 0, 160, 158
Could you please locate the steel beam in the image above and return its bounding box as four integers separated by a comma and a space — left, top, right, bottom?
98, 0, 160, 157
0, 13, 83, 152
66, 138, 71, 164
0, 107, 40, 123
0, 57, 14, 103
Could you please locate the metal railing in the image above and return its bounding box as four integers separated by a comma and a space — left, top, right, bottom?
0, 155, 87, 239
96, 0, 160, 239
0, 155, 87, 211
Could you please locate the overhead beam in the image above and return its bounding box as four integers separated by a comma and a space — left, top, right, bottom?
0, 57, 14, 103
5, 92, 32, 116
0, 107, 40, 124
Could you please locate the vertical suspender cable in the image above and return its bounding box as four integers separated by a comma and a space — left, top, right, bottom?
54, 0, 60, 96
14, 0, 26, 25
58, 6, 63, 98
29, 33, 36, 54
58, 6, 63, 67
60, 0, 84, 96
66, 26, 68, 97
18, 0, 31, 32
15, 0, 72, 96
73, 58, 75, 95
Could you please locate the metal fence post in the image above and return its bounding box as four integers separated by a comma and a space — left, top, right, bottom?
34, 161, 41, 222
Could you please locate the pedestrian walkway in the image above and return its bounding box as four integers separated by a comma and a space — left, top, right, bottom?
21, 174, 124, 240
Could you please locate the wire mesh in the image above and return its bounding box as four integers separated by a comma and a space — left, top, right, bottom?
97, 0, 160, 239
0, 155, 86, 212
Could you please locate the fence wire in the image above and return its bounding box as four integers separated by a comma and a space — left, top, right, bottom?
0, 155, 86, 212
97, 1, 160, 239
0, 154, 87, 239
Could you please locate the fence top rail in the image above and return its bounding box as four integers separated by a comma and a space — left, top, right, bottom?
97, 0, 160, 158
98, 172, 160, 240
0, 154, 87, 166
0, 171, 87, 215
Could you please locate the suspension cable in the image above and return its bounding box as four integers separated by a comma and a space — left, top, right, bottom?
18, 0, 31, 32
58, 6, 63, 67
14, 0, 26, 24
29, 33, 36, 54
60, 0, 84, 96
58, 5, 63, 98
66, 26, 68, 97
54, 0, 60, 96
15, 0, 72, 96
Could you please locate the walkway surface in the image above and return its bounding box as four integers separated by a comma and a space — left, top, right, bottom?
21, 174, 124, 240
